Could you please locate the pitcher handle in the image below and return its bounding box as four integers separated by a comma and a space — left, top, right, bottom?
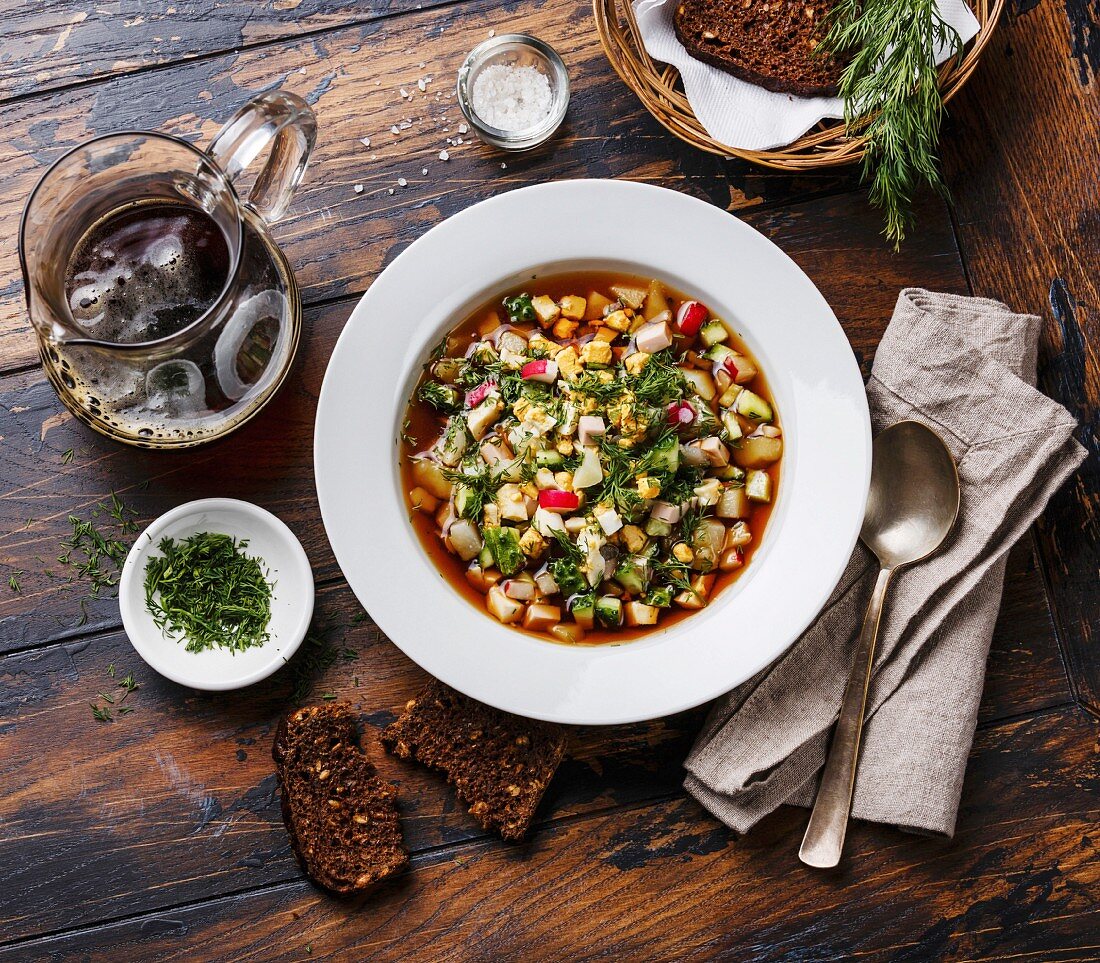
209, 91, 317, 224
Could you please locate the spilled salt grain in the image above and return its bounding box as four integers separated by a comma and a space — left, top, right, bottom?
458, 123, 469, 134
470, 64, 552, 131
391, 125, 400, 134
418, 79, 427, 92
439, 149, 450, 161
360, 137, 371, 147
421, 167, 428, 175
398, 177, 408, 187
353, 184, 364, 193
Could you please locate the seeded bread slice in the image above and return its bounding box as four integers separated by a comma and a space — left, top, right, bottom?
274, 704, 407, 895
381, 680, 567, 842
673, 0, 844, 98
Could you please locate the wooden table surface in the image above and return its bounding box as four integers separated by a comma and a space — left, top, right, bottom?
1, 2, 1098, 960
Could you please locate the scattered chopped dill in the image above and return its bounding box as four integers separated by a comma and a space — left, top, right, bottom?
143, 533, 273, 654
107, 663, 116, 678
321, 692, 337, 701
91, 704, 113, 723
117, 706, 134, 716
61, 448, 75, 464
98, 691, 115, 704
8, 571, 22, 594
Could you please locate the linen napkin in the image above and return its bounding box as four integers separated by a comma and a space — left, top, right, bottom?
632, 0, 980, 151
685, 289, 1086, 837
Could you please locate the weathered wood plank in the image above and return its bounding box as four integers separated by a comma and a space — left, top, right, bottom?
0, 1, 446, 101
0, 0, 863, 377
0, 577, 697, 942
942, 3, 1100, 713
0, 188, 965, 649
5, 706, 1096, 961
0, 534, 1072, 943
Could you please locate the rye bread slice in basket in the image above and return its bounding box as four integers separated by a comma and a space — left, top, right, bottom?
381, 680, 567, 842
274, 703, 407, 895
672, 0, 844, 97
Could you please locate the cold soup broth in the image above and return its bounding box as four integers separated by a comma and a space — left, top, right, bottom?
400, 272, 782, 645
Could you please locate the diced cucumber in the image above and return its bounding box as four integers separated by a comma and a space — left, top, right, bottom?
483, 526, 524, 576
746, 470, 773, 503
735, 389, 773, 423
720, 409, 743, 442
536, 449, 564, 468
649, 432, 680, 473
718, 384, 742, 408
549, 556, 587, 597
595, 595, 623, 628
702, 343, 736, 363
614, 557, 649, 595
644, 586, 674, 608
571, 594, 596, 630
477, 546, 494, 569
645, 517, 673, 538
699, 319, 730, 348
712, 464, 746, 482
454, 484, 476, 519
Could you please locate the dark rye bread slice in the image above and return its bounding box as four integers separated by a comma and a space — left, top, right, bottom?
381, 680, 567, 842
273, 704, 407, 895
673, 0, 844, 97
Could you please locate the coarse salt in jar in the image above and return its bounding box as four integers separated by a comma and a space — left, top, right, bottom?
457, 34, 569, 151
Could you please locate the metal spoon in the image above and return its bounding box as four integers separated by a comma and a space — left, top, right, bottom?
799, 420, 960, 868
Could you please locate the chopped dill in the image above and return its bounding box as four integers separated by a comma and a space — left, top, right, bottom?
8, 571, 22, 594
91, 704, 113, 722
61, 448, 75, 465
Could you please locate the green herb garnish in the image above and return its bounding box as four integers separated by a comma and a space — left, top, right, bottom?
143, 533, 273, 654
820, 0, 962, 247
503, 293, 536, 324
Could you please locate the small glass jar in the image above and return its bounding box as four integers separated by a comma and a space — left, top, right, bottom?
456, 34, 569, 151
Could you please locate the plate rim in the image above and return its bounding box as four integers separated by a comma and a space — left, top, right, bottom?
314, 179, 870, 724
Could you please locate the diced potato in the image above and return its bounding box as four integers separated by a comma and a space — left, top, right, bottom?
583, 291, 614, 321
572, 446, 604, 489
466, 565, 502, 594
448, 519, 483, 561
531, 295, 561, 326
534, 467, 558, 490
624, 352, 650, 376
408, 487, 439, 513
746, 470, 773, 502
624, 601, 660, 627
726, 354, 757, 385
524, 603, 562, 632
733, 435, 783, 468
719, 548, 745, 571
643, 279, 670, 321
559, 295, 587, 320
721, 409, 743, 442
682, 368, 716, 401
725, 521, 753, 548
529, 333, 562, 357
435, 502, 453, 528
716, 486, 751, 519
699, 436, 730, 467
411, 458, 453, 500
675, 573, 716, 609
487, 585, 524, 624
593, 326, 619, 343
503, 575, 538, 600
609, 283, 647, 309
550, 622, 586, 644
497, 483, 530, 521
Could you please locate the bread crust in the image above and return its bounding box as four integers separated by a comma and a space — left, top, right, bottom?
672, 0, 843, 98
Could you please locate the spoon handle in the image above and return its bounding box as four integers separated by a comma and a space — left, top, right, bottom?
799, 565, 893, 868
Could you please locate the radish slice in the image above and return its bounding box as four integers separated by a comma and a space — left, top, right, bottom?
521, 359, 558, 383
539, 489, 580, 512
667, 401, 695, 427
675, 300, 708, 337
465, 380, 496, 408
723, 357, 739, 381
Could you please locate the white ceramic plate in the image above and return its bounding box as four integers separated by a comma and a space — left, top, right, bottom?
315, 180, 869, 724
119, 498, 315, 691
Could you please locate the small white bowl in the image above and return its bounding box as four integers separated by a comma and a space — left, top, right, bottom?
119, 498, 314, 691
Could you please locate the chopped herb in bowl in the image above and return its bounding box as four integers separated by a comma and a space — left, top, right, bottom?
143, 532, 274, 654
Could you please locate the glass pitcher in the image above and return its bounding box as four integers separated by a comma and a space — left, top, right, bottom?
19, 91, 317, 448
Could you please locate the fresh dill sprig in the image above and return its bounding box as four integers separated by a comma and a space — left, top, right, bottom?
91, 704, 113, 722
61, 448, 75, 465
442, 463, 505, 520
820, 0, 962, 248
8, 571, 22, 594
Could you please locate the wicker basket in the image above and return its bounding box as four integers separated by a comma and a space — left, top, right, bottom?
593, 0, 1003, 170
